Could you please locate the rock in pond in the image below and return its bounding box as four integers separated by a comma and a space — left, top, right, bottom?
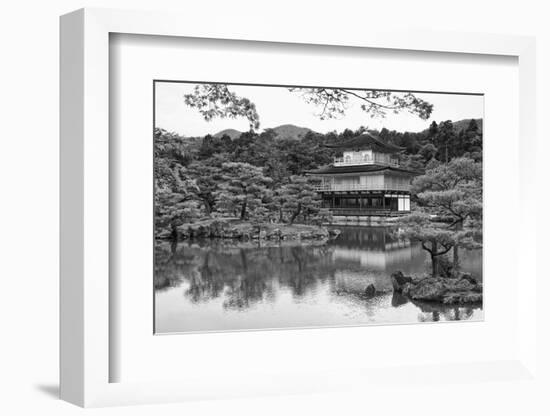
328, 229, 341, 238
364, 283, 376, 298
406, 277, 448, 301
391, 271, 482, 305
390, 271, 413, 293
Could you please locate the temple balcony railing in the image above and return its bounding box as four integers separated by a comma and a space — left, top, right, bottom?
333, 156, 399, 167
328, 208, 410, 217
314, 183, 411, 192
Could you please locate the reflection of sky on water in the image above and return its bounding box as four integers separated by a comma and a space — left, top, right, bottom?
155, 226, 483, 334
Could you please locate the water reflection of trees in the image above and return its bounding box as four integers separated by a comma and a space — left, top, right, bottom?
154, 227, 482, 321
390, 289, 480, 322
154, 241, 195, 291
154, 241, 338, 310
413, 298, 479, 322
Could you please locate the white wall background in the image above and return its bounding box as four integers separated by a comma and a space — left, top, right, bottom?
0, 0, 548, 415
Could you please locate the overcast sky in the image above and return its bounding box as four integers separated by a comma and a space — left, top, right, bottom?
155, 82, 484, 137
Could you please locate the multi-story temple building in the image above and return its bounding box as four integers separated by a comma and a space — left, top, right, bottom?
308, 133, 419, 217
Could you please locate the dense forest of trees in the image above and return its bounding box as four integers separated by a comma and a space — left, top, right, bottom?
154, 118, 483, 241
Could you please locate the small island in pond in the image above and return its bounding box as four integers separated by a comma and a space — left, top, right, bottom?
154, 81, 483, 333
158, 217, 338, 242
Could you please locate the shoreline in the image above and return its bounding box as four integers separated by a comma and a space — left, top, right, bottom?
326, 215, 404, 226
157, 218, 340, 242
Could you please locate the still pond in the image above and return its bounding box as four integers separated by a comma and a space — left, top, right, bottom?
154, 226, 483, 333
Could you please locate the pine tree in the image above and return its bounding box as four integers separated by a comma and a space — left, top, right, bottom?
186, 162, 223, 216
280, 176, 328, 224
214, 162, 272, 220
154, 162, 202, 237
427, 121, 439, 143
434, 120, 456, 163
401, 157, 483, 276
399, 213, 456, 277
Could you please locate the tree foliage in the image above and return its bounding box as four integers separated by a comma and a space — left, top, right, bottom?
154, 162, 202, 236
154, 116, 483, 240
184, 84, 261, 130
214, 162, 272, 220
398, 213, 456, 277
183, 84, 434, 130
400, 157, 483, 276
412, 157, 482, 227
185, 162, 223, 216
280, 176, 331, 224
289, 88, 434, 120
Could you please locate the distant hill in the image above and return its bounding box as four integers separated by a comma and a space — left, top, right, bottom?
419, 118, 482, 135
213, 129, 242, 140
269, 124, 313, 140
451, 118, 483, 132
213, 124, 315, 141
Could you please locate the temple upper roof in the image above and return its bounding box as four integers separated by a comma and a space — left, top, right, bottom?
325, 132, 404, 154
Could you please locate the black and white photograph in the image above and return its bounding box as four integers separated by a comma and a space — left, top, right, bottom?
4, 0, 549, 412
153, 82, 483, 333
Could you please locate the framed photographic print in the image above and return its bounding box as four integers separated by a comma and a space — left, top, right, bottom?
152, 81, 484, 335
60, 8, 538, 407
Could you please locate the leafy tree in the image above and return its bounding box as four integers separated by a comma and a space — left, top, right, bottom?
399, 131, 417, 153
419, 142, 437, 163
398, 213, 456, 277
264, 157, 290, 187
465, 118, 479, 137
155, 187, 201, 238
399, 153, 425, 171
154, 128, 194, 165
412, 157, 482, 228
402, 157, 483, 274
154, 162, 202, 237
272, 186, 289, 223
186, 162, 223, 216
460, 119, 483, 161
280, 176, 329, 224
214, 162, 272, 220
450, 225, 483, 268
433, 120, 456, 163
427, 121, 439, 142
197, 134, 233, 158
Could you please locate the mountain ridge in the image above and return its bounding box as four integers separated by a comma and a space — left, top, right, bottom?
213, 124, 314, 141
211, 119, 482, 141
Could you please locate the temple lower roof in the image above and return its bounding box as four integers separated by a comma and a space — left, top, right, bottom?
307, 164, 420, 175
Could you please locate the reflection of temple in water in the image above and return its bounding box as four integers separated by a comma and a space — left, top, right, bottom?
330, 227, 425, 270
329, 227, 426, 293
332, 238, 412, 270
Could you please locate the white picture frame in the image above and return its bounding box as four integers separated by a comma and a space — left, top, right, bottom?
60, 7, 537, 407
